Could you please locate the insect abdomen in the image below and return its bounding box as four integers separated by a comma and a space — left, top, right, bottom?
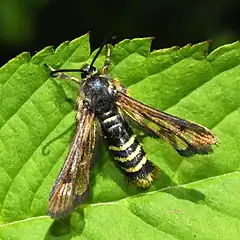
99, 107, 157, 188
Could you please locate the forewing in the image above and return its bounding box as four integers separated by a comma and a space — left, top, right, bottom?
48, 108, 94, 218
117, 92, 217, 157
74, 120, 97, 205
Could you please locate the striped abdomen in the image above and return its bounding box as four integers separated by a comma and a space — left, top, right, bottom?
98, 106, 157, 188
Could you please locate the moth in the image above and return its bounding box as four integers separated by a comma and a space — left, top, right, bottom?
45, 40, 217, 218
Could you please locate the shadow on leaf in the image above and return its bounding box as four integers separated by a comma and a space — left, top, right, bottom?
44, 210, 85, 239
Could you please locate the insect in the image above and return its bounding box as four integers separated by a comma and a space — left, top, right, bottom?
45, 39, 217, 218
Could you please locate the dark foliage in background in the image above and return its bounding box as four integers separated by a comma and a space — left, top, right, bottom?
0, 0, 239, 66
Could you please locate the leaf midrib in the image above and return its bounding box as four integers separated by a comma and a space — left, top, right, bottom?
1, 171, 238, 228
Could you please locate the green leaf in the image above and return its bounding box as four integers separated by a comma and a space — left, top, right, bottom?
1, 33, 240, 239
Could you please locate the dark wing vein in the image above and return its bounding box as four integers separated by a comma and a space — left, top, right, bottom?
74, 120, 97, 205
117, 92, 217, 156
48, 108, 94, 218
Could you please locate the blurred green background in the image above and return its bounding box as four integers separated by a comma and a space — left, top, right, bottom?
0, 0, 239, 66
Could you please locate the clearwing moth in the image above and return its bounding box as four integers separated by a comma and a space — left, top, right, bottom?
45, 38, 217, 218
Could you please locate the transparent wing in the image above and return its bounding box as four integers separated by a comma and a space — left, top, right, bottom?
117, 92, 217, 157
74, 120, 97, 205
48, 108, 95, 218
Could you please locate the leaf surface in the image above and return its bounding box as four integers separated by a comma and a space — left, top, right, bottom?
1, 34, 240, 239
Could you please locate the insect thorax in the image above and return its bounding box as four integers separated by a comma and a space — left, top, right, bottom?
82, 75, 117, 115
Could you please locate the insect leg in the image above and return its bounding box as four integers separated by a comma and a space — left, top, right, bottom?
101, 44, 111, 75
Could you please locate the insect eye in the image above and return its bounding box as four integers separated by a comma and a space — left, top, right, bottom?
81, 70, 87, 79
88, 66, 96, 72
80, 66, 96, 79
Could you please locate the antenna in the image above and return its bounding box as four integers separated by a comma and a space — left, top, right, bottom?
46, 33, 114, 76
89, 33, 114, 68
